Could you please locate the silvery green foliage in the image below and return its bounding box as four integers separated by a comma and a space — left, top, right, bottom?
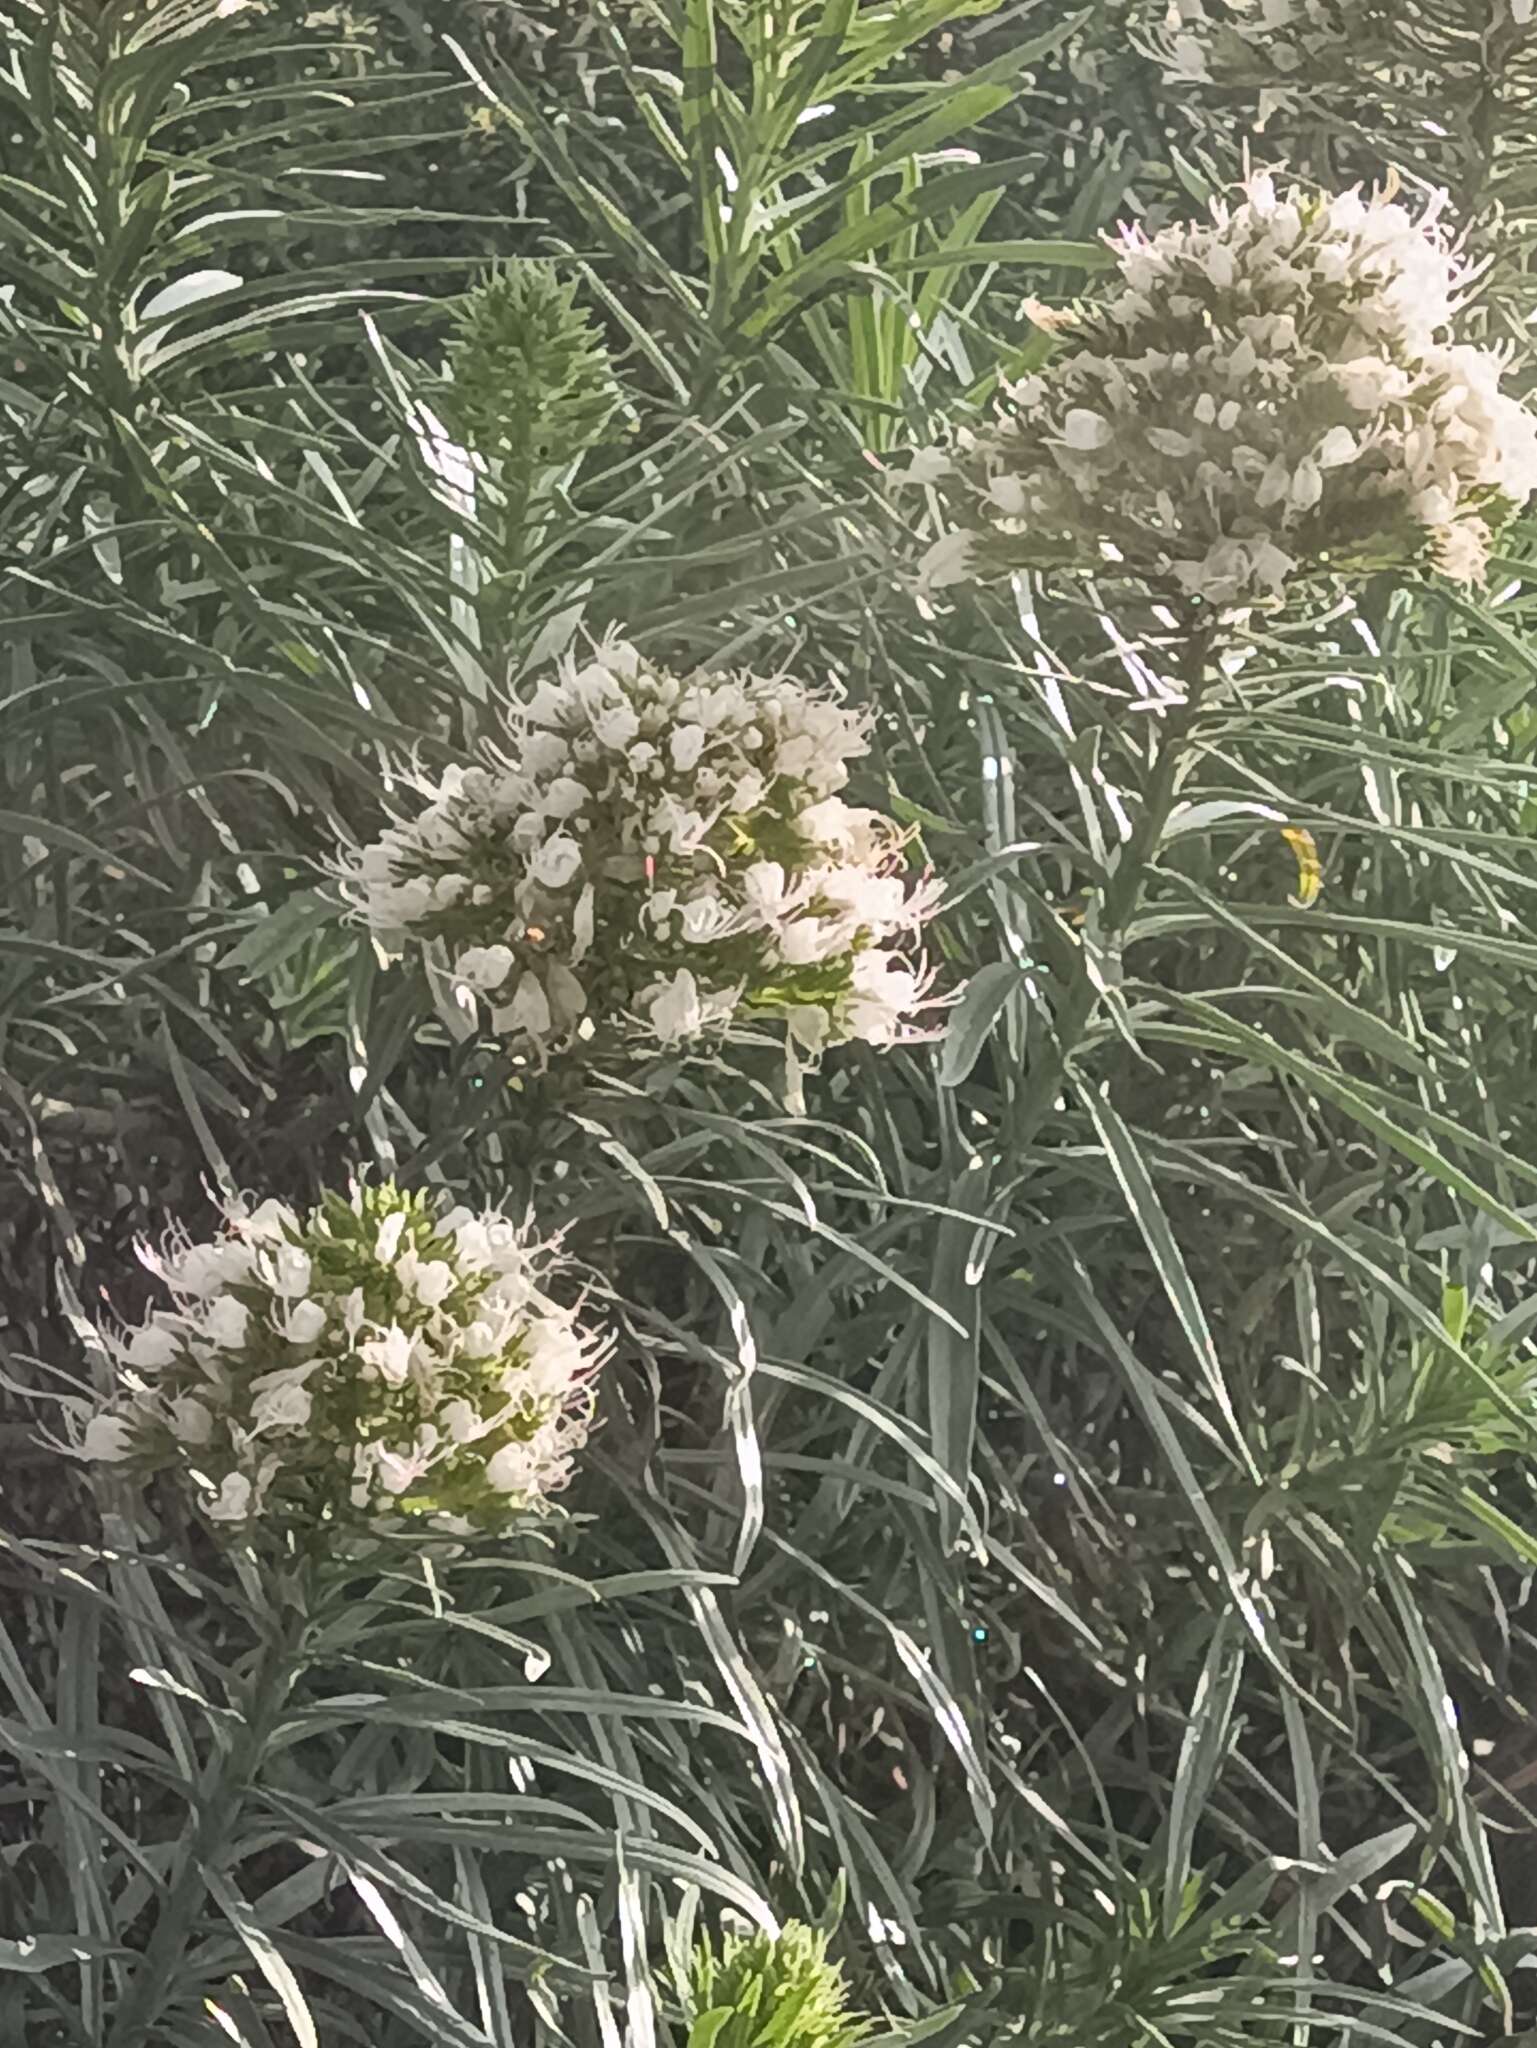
917, 174, 1537, 605
1157, 0, 1533, 96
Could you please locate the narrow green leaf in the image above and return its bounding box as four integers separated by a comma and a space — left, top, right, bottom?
1081, 1088, 1262, 1483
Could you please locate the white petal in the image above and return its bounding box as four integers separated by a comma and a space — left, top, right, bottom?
83, 1413, 134, 1463
509, 972, 553, 1041
917, 531, 975, 593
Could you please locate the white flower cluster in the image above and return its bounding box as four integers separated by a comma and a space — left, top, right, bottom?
343, 640, 941, 1059
82, 1184, 604, 1531
917, 174, 1537, 605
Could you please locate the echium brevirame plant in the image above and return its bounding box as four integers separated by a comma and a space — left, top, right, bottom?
915, 169, 1537, 604
341, 636, 944, 1062
22, 0, 1537, 2043
81, 1180, 606, 1528
680, 1921, 869, 2048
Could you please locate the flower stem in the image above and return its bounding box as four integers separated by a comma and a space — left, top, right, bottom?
1015, 627, 1212, 1141
105, 1601, 302, 2048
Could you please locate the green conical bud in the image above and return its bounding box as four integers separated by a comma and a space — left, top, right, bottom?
442, 259, 621, 481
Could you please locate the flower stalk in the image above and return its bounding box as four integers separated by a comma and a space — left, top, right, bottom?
1016, 627, 1212, 1144
105, 1600, 303, 2048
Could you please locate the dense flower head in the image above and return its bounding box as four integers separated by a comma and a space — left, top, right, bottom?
343, 639, 942, 1059
917, 173, 1537, 605
82, 1183, 604, 1531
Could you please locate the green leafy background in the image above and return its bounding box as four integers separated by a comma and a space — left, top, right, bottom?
5, 1, 1537, 2043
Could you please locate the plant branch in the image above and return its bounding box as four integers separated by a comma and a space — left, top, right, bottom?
104, 1594, 304, 2048
1013, 624, 1214, 1143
